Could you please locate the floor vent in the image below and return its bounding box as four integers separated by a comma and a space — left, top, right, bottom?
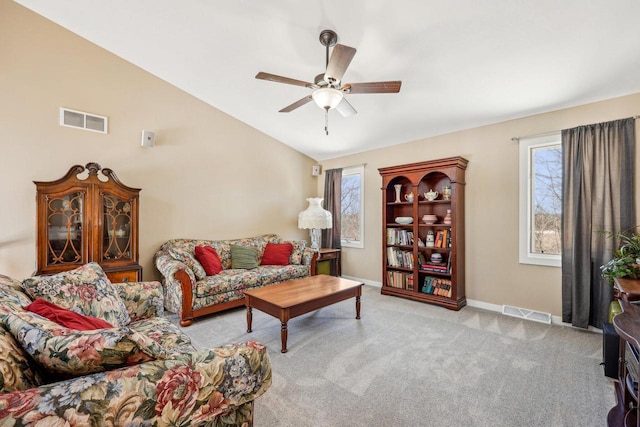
502, 305, 551, 324
60, 107, 108, 134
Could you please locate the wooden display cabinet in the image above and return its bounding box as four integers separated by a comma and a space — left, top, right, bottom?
378, 157, 467, 310
34, 162, 142, 282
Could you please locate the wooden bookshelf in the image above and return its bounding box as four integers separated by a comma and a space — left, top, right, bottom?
379, 157, 468, 310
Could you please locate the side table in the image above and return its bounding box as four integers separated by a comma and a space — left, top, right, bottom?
614, 277, 640, 301
317, 248, 341, 277
608, 299, 640, 426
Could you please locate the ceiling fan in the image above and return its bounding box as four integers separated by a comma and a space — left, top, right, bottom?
255, 29, 401, 135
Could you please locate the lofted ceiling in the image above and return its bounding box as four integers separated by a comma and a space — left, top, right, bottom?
15, 0, 640, 161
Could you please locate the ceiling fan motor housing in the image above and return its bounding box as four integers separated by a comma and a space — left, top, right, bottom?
319, 29, 338, 48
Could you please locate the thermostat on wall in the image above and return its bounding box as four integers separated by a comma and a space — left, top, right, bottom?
141, 130, 155, 147
312, 165, 321, 176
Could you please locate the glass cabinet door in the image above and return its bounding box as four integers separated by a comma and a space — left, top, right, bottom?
101, 193, 133, 262
46, 191, 85, 266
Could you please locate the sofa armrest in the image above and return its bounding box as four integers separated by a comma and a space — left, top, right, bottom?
113, 281, 164, 321
0, 341, 272, 426
303, 248, 319, 275
154, 253, 197, 323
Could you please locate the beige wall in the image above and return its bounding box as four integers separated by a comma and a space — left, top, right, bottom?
0, 1, 317, 280
320, 93, 640, 317
3, 1, 639, 319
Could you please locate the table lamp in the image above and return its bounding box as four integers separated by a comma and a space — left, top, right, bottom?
298, 197, 332, 250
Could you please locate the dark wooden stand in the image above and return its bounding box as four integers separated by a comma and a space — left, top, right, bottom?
608, 295, 640, 426
317, 248, 341, 276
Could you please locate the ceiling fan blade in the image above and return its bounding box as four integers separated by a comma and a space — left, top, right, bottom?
324, 44, 356, 85
336, 98, 357, 117
279, 95, 313, 113
256, 72, 313, 88
343, 81, 402, 94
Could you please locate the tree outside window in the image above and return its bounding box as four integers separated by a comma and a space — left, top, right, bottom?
531, 145, 562, 255
341, 165, 364, 248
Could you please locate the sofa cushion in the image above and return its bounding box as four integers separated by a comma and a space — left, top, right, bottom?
254, 265, 310, 286
3, 310, 153, 376
0, 273, 27, 294
25, 298, 114, 330
231, 245, 259, 269
129, 317, 197, 354
210, 241, 232, 269
289, 241, 306, 265
196, 269, 261, 298
0, 276, 32, 316
114, 280, 165, 321
0, 326, 42, 393
195, 245, 223, 275
21, 262, 131, 328
261, 243, 293, 266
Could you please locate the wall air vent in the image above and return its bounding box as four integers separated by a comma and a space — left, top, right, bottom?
59, 108, 108, 134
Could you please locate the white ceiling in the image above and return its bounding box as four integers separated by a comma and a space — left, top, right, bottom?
15, 0, 640, 161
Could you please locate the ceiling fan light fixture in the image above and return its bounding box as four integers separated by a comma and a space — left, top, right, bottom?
312, 87, 343, 110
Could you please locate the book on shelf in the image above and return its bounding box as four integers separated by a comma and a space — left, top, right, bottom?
431, 229, 451, 248
386, 247, 414, 269
386, 270, 414, 289
418, 252, 427, 266
420, 276, 453, 298
386, 228, 414, 246
420, 261, 449, 273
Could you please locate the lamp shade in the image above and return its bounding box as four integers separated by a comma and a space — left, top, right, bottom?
312, 88, 344, 110
298, 198, 332, 229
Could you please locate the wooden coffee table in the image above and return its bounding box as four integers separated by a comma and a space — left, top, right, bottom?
244, 275, 363, 353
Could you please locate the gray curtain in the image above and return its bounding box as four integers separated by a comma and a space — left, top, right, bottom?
322, 168, 342, 250
561, 118, 635, 329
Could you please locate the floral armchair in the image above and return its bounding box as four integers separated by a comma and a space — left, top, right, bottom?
0, 263, 271, 426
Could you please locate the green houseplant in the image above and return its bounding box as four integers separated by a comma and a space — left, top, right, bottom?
600, 228, 640, 284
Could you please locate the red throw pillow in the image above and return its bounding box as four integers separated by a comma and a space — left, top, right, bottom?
25, 298, 113, 330
194, 245, 223, 275
261, 243, 293, 266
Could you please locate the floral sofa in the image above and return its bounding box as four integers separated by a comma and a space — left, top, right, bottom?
155, 234, 318, 326
0, 263, 271, 426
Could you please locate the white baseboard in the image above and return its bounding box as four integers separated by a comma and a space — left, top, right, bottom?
343, 275, 571, 327
341, 275, 382, 288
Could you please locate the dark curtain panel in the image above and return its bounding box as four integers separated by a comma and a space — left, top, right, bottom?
561, 118, 635, 329
322, 168, 342, 249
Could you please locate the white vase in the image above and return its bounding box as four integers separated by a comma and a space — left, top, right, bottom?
394, 184, 402, 203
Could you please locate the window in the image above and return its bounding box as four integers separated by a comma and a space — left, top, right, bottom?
518, 133, 562, 267
341, 165, 364, 248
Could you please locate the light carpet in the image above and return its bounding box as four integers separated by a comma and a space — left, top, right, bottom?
170, 285, 615, 426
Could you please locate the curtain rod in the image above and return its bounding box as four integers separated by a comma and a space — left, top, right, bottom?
511, 115, 639, 142
325, 163, 367, 169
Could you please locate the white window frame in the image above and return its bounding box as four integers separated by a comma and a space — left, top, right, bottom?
518, 133, 562, 267
341, 165, 365, 249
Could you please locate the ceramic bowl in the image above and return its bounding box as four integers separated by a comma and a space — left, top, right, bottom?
422, 214, 438, 224
395, 216, 414, 224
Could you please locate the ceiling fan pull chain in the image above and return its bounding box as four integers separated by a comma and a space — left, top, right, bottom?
325, 109, 329, 135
